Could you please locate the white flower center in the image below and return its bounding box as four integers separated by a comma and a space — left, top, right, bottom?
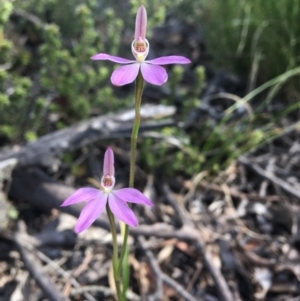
101, 175, 115, 191
131, 38, 149, 62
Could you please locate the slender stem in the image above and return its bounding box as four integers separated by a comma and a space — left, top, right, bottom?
118, 71, 144, 299
129, 71, 144, 187
106, 204, 122, 301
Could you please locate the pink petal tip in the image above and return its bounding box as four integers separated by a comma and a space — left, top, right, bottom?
61, 187, 100, 207
103, 147, 114, 176
91, 53, 134, 64
111, 63, 140, 86
109, 194, 138, 227
146, 56, 191, 65
135, 6, 147, 40
113, 188, 153, 206
141, 63, 168, 86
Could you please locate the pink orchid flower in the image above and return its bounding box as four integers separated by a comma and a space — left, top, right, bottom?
61, 147, 153, 233
91, 6, 191, 86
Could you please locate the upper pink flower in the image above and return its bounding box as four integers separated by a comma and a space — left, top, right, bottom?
61, 147, 153, 233
91, 5, 191, 86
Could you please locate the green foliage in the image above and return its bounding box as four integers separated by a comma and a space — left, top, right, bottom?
0, 0, 13, 28
199, 0, 300, 83
0, 69, 33, 139
1, 0, 186, 142
0, 0, 132, 141
140, 65, 300, 176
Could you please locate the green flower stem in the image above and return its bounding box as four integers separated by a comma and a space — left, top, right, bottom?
118, 71, 144, 299
106, 204, 122, 301
129, 71, 145, 187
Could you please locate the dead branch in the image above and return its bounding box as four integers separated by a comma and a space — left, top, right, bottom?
13, 224, 70, 301
239, 156, 300, 200
0, 104, 175, 168
139, 236, 201, 301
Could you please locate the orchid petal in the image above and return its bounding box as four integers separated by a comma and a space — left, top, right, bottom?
61, 188, 100, 206
140, 63, 167, 85
91, 53, 134, 64
146, 56, 191, 65
135, 6, 147, 40
113, 188, 153, 206
108, 194, 138, 227
111, 63, 140, 86
103, 147, 114, 176
75, 193, 108, 233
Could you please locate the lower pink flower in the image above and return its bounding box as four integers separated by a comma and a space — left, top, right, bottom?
61, 148, 153, 233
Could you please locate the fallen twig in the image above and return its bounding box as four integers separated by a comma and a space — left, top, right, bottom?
0, 104, 175, 168
13, 224, 70, 301
239, 156, 300, 200
184, 179, 282, 202
139, 236, 201, 301
2, 226, 98, 301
